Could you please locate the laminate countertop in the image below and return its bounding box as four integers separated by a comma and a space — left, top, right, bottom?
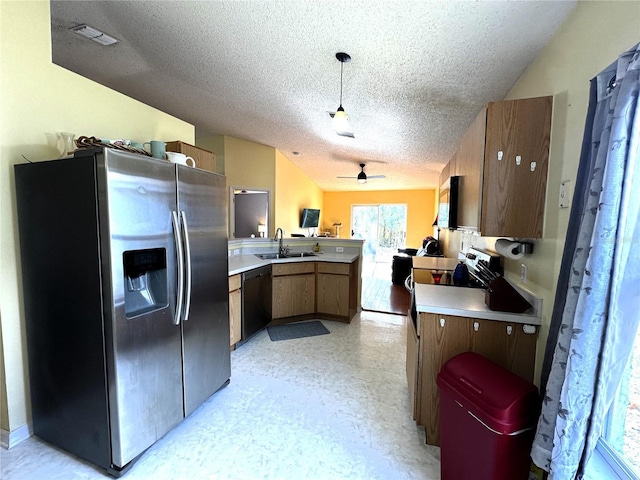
228, 252, 360, 276
414, 282, 541, 325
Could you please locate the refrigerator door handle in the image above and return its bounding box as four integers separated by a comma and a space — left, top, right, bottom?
172, 210, 185, 325
180, 210, 193, 321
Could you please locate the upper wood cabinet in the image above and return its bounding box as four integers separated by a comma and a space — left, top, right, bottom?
451, 96, 552, 238
166, 141, 216, 173
455, 107, 487, 231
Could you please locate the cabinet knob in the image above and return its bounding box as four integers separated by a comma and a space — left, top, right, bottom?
440, 318, 446, 327
474, 322, 479, 332
530, 161, 537, 172
516, 155, 522, 166
497, 151, 504, 161
506, 325, 513, 335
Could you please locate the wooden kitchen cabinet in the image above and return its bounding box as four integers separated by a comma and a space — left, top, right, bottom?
447, 96, 552, 238
228, 274, 241, 347
166, 140, 216, 172
269, 259, 359, 323
271, 263, 316, 319
316, 261, 358, 321
316, 262, 350, 317
455, 107, 486, 230
406, 315, 420, 420
416, 312, 538, 445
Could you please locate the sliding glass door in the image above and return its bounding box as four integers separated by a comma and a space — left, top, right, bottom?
351, 204, 407, 263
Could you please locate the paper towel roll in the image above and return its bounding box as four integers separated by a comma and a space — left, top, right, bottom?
495, 239, 525, 260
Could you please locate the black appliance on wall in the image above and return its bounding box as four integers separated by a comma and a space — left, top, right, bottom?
437, 176, 459, 230
300, 208, 320, 228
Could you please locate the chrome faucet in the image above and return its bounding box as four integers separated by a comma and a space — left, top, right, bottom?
274, 227, 285, 255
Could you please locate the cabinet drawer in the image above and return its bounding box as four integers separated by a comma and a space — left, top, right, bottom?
317, 262, 350, 275
272, 262, 316, 276
229, 274, 241, 292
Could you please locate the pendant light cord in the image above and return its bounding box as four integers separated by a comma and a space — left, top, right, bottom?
339, 60, 344, 107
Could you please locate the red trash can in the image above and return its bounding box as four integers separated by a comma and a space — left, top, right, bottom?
437, 352, 539, 480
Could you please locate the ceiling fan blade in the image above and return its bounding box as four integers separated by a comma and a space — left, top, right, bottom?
336, 175, 357, 179
336, 131, 355, 138
367, 175, 386, 179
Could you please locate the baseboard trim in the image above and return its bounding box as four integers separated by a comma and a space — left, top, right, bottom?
1, 423, 32, 449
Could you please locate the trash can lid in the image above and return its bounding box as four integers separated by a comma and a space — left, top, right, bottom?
437, 352, 539, 434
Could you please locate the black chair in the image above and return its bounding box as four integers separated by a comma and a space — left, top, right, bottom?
392, 248, 417, 285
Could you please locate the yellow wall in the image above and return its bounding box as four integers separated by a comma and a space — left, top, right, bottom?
223, 136, 276, 193
323, 190, 436, 247
0, 0, 194, 437
201, 135, 324, 238
212, 136, 277, 237
274, 151, 324, 236
196, 135, 225, 175
445, 0, 640, 385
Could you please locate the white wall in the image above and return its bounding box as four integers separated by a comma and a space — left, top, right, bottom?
0, 0, 194, 441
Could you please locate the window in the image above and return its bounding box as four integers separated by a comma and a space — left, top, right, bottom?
597, 324, 640, 479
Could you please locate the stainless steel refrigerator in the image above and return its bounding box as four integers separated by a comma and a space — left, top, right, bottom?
14, 147, 230, 476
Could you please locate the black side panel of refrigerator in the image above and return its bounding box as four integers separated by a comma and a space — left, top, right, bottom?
15, 157, 111, 469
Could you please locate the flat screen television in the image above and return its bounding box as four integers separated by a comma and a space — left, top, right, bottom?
437, 176, 459, 230
300, 208, 320, 228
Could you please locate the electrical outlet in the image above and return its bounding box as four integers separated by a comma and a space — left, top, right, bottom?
520, 263, 527, 284
336, 246, 344, 253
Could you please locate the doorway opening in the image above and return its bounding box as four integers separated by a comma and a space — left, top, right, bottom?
352, 204, 410, 315
230, 188, 269, 238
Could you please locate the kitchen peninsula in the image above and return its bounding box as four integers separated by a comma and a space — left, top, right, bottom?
227, 238, 363, 347
408, 282, 541, 446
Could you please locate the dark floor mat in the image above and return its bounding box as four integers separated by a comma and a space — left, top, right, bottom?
266, 320, 330, 341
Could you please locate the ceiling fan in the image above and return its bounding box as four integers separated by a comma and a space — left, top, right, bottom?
337, 163, 386, 184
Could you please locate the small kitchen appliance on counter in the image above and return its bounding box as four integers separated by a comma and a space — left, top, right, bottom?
463, 247, 531, 313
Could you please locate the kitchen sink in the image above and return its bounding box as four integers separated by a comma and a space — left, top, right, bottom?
256, 253, 285, 259
255, 252, 316, 260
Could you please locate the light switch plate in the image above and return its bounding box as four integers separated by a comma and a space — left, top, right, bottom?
559, 180, 571, 208
520, 263, 527, 284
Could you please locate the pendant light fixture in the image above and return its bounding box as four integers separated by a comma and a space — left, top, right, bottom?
333, 52, 351, 133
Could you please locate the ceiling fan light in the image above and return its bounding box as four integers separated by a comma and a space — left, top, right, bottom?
357, 171, 367, 183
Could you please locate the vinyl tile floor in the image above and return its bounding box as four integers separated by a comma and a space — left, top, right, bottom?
1, 311, 441, 480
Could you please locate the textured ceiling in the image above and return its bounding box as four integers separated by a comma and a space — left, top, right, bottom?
50, 0, 576, 191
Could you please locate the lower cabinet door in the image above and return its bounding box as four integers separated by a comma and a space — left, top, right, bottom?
229, 288, 241, 346
406, 315, 419, 420
272, 274, 315, 318
316, 273, 349, 316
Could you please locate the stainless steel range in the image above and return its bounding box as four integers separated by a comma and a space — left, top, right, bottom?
462, 247, 502, 288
